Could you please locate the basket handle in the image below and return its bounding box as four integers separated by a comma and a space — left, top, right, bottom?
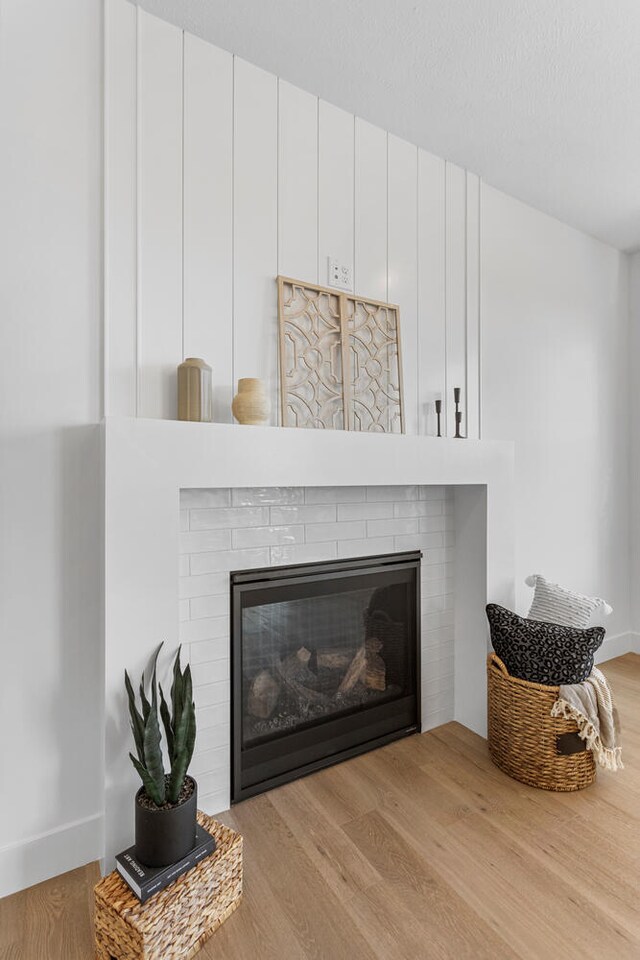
488, 652, 509, 676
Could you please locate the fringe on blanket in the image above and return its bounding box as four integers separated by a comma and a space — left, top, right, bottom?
551, 698, 624, 771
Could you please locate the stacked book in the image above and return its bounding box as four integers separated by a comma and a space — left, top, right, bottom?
116, 825, 216, 903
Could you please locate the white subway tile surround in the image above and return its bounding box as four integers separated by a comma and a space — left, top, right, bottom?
179, 485, 455, 813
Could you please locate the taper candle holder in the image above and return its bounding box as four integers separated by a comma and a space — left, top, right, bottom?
453, 387, 464, 438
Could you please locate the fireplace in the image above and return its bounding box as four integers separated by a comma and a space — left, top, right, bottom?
105, 420, 513, 864
231, 551, 421, 802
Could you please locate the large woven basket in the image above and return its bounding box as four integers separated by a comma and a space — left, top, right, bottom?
487, 653, 596, 791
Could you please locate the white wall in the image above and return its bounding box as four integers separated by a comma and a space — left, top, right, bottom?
0, 0, 103, 897
481, 185, 632, 645
106, 3, 481, 439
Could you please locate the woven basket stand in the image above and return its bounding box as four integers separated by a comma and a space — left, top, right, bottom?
94, 811, 242, 960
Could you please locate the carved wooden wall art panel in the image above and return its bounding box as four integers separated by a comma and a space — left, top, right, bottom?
277, 276, 404, 433
276, 278, 346, 429
343, 296, 404, 433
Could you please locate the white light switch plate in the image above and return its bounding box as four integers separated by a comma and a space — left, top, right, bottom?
327, 257, 353, 292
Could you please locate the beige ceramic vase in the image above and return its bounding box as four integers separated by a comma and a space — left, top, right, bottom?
177, 357, 212, 422
232, 378, 270, 425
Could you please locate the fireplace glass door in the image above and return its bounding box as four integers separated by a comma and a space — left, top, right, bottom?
231, 552, 420, 801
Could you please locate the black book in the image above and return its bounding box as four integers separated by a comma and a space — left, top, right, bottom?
115, 824, 216, 903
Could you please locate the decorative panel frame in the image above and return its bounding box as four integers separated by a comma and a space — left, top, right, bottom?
277, 276, 404, 433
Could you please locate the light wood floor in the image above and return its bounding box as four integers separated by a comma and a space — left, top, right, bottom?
2, 653, 639, 959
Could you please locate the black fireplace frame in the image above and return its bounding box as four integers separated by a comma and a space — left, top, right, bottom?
230, 551, 421, 803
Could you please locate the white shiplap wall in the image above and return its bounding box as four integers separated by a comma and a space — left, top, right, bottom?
105, 0, 481, 437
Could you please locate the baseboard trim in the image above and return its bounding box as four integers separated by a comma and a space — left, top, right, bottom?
421, 707, 455, 732
595, 631, 640, 664
0, 812, 103, 899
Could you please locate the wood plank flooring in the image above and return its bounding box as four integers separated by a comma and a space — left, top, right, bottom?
2, 653, 639, 959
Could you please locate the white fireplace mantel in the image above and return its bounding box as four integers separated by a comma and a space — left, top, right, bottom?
103, 416, 514, 865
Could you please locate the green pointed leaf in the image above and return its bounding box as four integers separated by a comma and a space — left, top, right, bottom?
125, 670, 145, 763
172, 696, 191, 759
139, 676, 151, 723
129, 721, 144, 764
172, 665, 193, 759
170, 648, 184, 727
149, 642, 162, 711
168, 694, 193, 802
167, 753, 189, 804
124, 669, 138, 711
184, 699, 197, 772
129, 753, 164, 806
143, 703, 166, 804
151, 664, 158, 712
182, 664, 192, 713
159, 683, 174, 760
138, 644, 162, 722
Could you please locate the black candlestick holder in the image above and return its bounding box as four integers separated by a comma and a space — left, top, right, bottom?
453, 387, 464, 438
435, 399, 442, 437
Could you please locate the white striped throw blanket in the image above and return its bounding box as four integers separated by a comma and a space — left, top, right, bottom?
551, 667, 623, 771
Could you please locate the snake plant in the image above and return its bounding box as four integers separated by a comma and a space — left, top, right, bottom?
125, 645, 197, 806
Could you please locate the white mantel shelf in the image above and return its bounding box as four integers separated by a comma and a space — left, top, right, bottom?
104, 416, 514, 488
103, 416, 515, 866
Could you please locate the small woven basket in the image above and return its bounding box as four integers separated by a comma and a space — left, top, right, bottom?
94, 811, 242, 960
487, 653, 596, 791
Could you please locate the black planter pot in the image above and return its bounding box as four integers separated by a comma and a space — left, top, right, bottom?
134, 777, 197, 867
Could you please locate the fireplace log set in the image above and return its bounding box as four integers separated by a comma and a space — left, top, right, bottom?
247, 639, 387, 720
247, 670, 281, 719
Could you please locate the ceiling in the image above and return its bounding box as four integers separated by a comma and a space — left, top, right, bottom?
136, 0, 640, 251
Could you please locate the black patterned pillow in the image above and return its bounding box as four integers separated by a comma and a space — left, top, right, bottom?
486, 604, 604, 685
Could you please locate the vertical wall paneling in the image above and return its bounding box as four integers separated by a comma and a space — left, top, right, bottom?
388, 135, 418, 434
138, 10, 183, 419
465, 172, 481, 438
105, 13, 483, 438
417, 149, 446, 436
318, 101, 354, 289
105, 0, 137, 416
445, 162, 467, 436
278, 81, 318, 284
354, 119, 387, 301
233, 58, 278, 422
183, 35, 233, 422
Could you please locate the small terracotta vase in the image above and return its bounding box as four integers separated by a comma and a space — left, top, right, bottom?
177, 358, 212, 422
232, 378, 270, 425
